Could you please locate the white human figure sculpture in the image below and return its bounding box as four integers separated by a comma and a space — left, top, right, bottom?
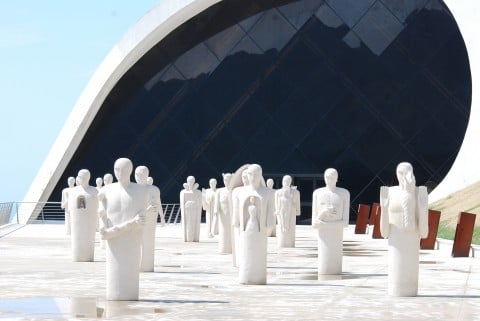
98, 158, 148, 301
312, 168, 350, 276
103, 173, 113, 185
231, 168, 250, 267
180, 176, 202, 242
275, 175, 301, 248
61, 177, 75, 235
68, 169, 98, 262
202, 178, 218, 238
214, 173, 233, 254
135, 166, 162, 272
96, 177, 103, 191
266, 179, 274, 189
380, 162, 428, 297
233, 164, 275, 285
147, 177, 166, 226
265, 178, 277, 237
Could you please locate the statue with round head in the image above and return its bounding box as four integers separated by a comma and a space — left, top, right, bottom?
214, 173, 234, 254
203, 178, 218, 238
97, 158, 149, 300
61, 176, 76, 235
379, 162, 428, 297
103, 173, 113, 185
68, 169, 98, 262
180, 175, 202, 242
312, 168, 350, 276
274, 175, 300, 248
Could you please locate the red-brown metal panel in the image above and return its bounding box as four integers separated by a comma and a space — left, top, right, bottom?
372, 205, 382, 239
420, 209, 441, 250
355, 203, 370, 234
452, 212, 476, 257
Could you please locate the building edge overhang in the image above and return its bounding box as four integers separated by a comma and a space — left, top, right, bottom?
19, 0, 479, 222
428, 0, 480, 203
18, 0, 222, 223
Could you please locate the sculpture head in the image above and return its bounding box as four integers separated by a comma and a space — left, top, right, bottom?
134, 165, 149, 185
282, 175, 292, 188
186, 176, 195, 189
95, 177, 103, 188
324, 168, 338, 190
222, 173, 232, 189
266, 178, 274, 189
396, 162, 415, 191
67, 176, 75, 188
76, 169, 91, 188
147, 177, 153, 185
246, 164, 262, 189
209, 178, 217, 189
241, 170, 249, 187
114, 158, 133, 187
103, 173, 113, 185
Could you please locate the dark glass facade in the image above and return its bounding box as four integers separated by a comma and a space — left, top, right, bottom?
48, 0, 471, 222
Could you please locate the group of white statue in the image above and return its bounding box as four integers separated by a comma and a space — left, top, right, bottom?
61, 158, 428, 300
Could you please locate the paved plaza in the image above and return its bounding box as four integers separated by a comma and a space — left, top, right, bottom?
0, 223, 479, 320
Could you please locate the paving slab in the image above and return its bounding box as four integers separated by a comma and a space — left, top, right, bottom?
0, 224, 478, 320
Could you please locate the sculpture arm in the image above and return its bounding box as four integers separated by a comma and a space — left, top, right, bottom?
417, 186, 429, 239
97, 189, 109, 227
232, 191, 240, 227
379, 186, 390, 238
311, 191, 318, 227
61, 190, 68, 209
295, 190, 301, 216
100, 207, 147, 240
342, 190, 350, 226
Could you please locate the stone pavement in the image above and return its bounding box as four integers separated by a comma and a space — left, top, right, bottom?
0, 223, 478, 320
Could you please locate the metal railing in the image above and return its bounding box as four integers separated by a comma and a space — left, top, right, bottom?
0, 202, 14, 225
8, 201, 182, 225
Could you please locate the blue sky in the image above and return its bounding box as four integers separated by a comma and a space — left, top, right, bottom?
0, 1, 160, 202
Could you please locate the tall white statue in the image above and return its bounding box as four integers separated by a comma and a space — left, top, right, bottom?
202, 178, 218, 238
147, 177, 165, 226
233, 164, 275, 285
180, 176, 202, 242
380, 162, 428, 296
61, 176, 75, 235
214, 173, 233, 254
103, 173, 113, 185
98, 158, 148, 301
266, 178, 276, 237
68, 169, 98, 262
312, 168, 350, 276
231, 167, 250, 267
135, 166, 162, 272
275, 175, 300, 248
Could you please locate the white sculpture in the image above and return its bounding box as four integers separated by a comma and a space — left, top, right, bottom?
98, 158, 148, 301
103, 173, 113, 185
180, 176, 202, 242
202, 178, 218, 238
135, 166, 162, 272
214, 173, 233, 254
266, 178, 274, 189
266, 178, 276, 237
312, 168, 350, 276
380, 162, 428, 297
68, 169, 98, 262
61, 176, 75, 235
233, 164, 275, 285
275, 175, 300, 248
231, 167, 250, 267
147, 177, 165, 226
96, 177, 103, 191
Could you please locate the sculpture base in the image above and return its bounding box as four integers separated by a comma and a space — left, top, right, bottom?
316, 224, 344, 276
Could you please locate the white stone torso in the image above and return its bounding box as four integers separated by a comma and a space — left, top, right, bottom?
103, 182, 149, 227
